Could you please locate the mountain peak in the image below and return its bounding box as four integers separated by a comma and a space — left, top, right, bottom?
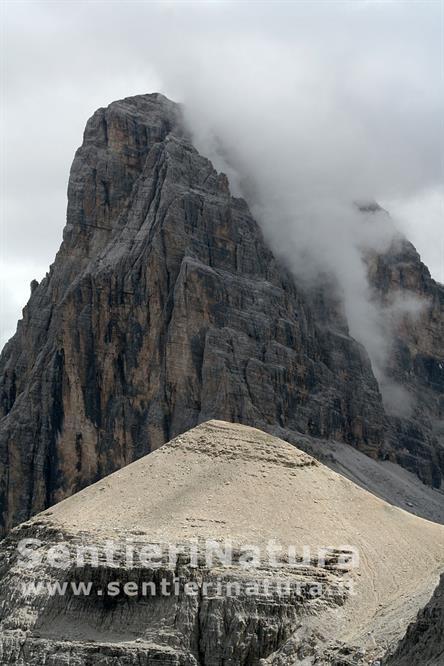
0, 94, 443, 541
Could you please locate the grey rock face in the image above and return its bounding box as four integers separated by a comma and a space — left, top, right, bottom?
0, 93, 388, 535
0, 93, 442, 535
0, 527, 347, 665
366, 237, 444, 487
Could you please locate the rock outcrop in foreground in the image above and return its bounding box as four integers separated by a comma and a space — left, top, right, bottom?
0, 421, 443, 665
385, 572, 444, 666
0, 93, 443, 536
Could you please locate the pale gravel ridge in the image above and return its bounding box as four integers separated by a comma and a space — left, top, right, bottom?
41, 419, 444, 654
299, 434, 444, 524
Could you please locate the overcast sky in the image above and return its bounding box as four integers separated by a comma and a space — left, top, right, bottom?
1, 0, 443, 348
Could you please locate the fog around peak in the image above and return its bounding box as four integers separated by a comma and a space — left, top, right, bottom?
2, 1, 443, 390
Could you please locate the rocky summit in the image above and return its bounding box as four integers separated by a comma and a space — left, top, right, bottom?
1, 421, 443, 665
0, 93, 443, 538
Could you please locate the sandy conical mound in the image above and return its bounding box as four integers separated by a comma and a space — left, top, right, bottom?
46, 421, 444, 640
45, 420, 443, 549
1, 420, 443, 665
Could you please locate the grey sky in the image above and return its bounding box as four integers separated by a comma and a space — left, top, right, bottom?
1, 0, 443, 348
